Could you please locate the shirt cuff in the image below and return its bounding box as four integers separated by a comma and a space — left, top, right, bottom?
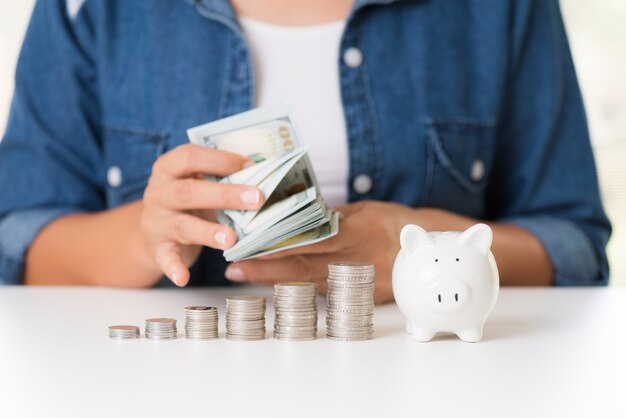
502, 216, 607, 286
0, 208, 79, 285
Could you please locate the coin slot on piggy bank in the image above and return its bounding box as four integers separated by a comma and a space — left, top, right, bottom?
392, 223, 499, 342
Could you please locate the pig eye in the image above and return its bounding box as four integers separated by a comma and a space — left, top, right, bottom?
456, 258, 460, 262
435, 259, 439, 262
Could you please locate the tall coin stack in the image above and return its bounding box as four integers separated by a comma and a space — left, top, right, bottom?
273, 282, 318, 341
225, 296, 266, 341
184, 306, 218, 339
145, 318, 177, 340
326, 262, 376, 341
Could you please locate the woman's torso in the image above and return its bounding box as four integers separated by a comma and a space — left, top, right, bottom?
86, 0, 512, 284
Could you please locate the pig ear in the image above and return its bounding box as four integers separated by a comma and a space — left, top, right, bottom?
457, 223, 492, 255
400, 224, 434, 256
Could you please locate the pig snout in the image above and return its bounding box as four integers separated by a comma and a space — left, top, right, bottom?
424, 279, 470, 313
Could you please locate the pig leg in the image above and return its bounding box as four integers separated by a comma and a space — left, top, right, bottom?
409, 323, 436, 342
405, 320, 412, 334
457, 327, 483, 343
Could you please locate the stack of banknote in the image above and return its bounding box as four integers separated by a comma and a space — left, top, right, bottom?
187, 105, 339, 261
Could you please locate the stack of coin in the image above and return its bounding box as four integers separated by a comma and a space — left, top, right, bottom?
225, 296, 266, 341
273, 282, 318, 341
145, 318, 177, 340
108, 325, 140, 339
184, 306, 218, 340
326, 262, 376, 341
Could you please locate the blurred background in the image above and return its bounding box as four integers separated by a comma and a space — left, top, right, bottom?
1, 1, 625, 285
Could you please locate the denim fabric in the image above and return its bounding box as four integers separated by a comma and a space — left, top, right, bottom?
0, 0, 611, 285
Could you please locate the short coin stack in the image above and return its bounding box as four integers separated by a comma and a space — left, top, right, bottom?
225, 296, 266, 341
145, 318, 177, 340
326, 262, 376, 341
184, 306, 218, 339
273, 282, 318, 341
108, 325, 140, 339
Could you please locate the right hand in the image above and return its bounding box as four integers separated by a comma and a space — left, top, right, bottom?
140, 144, 264, 287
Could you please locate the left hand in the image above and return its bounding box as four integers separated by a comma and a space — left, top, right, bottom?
224, 200, 417, 303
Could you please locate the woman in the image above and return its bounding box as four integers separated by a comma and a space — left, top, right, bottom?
0, 0, 611, 302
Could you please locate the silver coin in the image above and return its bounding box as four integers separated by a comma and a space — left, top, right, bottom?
184, 306, 217, 311
146, 334, 177, 340
227, 295, 266, 302
273, 332, 317, 340
146, 318, 176, 324
274, 282, 318, 289
327, 335, 373, 342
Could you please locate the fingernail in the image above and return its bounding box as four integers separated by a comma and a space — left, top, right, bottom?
241, 189, 260, 206
243, 160, 255, 169
225, 266, 245, 281
214, 230, 227, 246
171, 271, 179, 286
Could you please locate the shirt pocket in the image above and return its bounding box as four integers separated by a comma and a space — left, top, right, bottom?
102, 124, 169, 207
422, 118, 496, 216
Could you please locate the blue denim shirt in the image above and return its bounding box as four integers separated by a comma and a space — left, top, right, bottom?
0, 0, 611, 286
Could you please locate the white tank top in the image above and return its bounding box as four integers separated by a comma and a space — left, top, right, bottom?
239, 17, 349, 208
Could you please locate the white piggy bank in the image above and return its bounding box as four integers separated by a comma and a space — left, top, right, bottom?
392, 223, 499, 342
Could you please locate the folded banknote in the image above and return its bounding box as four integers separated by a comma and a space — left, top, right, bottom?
187, 105, 339, 261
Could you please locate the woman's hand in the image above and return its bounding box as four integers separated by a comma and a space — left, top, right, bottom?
224, 201, 420, 303
140, 144, 264, 287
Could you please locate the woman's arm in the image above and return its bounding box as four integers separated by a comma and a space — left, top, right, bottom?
24, 145, 264, 287
409, 208, 553, 286
221, 201, 552, 303
24, 201, 157, 287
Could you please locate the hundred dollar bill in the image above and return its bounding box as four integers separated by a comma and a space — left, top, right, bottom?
222, 148, 307, 227
187, 105, 299, 172
232, 212, 340, 261
186, 105, 338, 261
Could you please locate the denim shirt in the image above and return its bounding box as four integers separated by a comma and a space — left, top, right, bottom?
0, 0, 611, 286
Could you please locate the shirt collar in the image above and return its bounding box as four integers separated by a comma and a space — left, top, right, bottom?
188, 0, 409, 27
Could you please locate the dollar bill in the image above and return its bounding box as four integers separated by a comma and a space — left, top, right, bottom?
187, 105, 338, 261
187, 105, 299, 171
234, 212, 340, 261
222, 148, 308, 227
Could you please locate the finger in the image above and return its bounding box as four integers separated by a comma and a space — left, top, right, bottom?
226, 257, 329, 296
153, 144, 250, 179
150, 179, 264, 211
155, 241, 190, 287
225, 255, 332, 284
166, 212, 237, 249
334, 202, 364, 217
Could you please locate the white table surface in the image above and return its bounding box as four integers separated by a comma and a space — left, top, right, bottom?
0, 286, 624, 418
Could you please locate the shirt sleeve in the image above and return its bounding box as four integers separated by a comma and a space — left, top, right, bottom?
487, 0, 611, 285
0, 0, 104, 284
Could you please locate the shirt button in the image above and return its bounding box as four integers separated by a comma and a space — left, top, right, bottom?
107, 166, 123, 188
343, 47, 363, 68
470, 160, 485, 181
353, 174, 373, 194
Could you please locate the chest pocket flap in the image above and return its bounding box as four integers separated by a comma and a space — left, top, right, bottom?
102, 124, 169, 207
423, 118, 496, 216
